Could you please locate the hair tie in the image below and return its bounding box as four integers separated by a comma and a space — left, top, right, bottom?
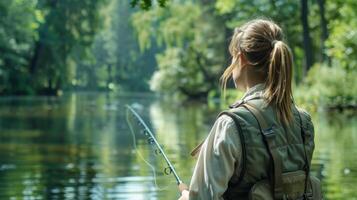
271, 40, 279, 48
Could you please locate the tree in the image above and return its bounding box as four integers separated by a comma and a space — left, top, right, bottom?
295, 0, 357, 109
130, 0, 167, 10
317, 0, 329, 63
0, 0, 38, 94
132, 1, 226, 99
29, 0, 107, 94
77, 0, 158, 92
300, 0, 314, 74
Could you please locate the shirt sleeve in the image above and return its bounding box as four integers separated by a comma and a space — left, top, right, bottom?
188, 114, 242, 200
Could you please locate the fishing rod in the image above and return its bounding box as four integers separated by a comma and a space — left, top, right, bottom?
125, 105, 183, 186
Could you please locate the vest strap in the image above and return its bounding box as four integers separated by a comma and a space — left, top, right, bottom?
218, 111, 247, 187
243, 102, 284, 200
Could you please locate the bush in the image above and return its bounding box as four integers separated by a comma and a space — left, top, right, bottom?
294, 63, 357, 111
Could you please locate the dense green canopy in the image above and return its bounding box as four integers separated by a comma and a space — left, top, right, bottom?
0, 0, 356, 109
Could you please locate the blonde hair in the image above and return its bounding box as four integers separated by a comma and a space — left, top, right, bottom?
221, 19, 293, 125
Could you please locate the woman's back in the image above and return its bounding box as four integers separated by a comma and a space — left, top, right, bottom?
220, 84, 315, 199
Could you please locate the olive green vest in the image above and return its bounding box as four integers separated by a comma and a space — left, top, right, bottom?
221, 89, 315, 199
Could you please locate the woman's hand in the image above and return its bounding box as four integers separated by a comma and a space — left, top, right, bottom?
178, 183, 189, 200
178, 190, 189, 200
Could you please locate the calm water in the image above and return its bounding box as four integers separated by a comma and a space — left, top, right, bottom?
0, 93, 356, 199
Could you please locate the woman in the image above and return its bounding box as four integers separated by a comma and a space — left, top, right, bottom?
178, 19, 316, 200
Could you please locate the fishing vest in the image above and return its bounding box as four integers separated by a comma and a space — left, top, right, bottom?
220, 92, 315, 199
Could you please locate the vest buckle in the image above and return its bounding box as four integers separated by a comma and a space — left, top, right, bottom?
262, 127, 275, 137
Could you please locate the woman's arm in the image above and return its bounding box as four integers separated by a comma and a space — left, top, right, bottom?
179, 115, 242, 200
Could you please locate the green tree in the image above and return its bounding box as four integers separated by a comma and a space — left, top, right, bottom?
316, 0, 329, 63
85, 0, 158, 92
132, 1, 225, 99
29, 0, 107, 94
0, 0, 38, 94
295, 0, 357, 109
301, 0, 314, 74
130, 0, 167, 10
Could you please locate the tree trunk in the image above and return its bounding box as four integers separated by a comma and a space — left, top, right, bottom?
301, 0, 314, 74
107, 64, 113, 90
317, 0, 330, 63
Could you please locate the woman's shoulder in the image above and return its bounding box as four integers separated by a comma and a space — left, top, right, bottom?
216, 107, 244, 124
219, 105, 260, 125
215, 114, 236, 128
220, 106, 252, 118
294, 106, 314, 133
211, 113, 242, 151
212, 114, 242, 137
295, 106, 313, 122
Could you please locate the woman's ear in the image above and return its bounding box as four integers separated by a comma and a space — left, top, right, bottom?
239, 53, 248, 68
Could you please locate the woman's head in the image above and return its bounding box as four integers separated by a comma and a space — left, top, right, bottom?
221, 19, 293, 124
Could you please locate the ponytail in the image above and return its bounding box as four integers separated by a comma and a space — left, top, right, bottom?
264, 41, 293, 125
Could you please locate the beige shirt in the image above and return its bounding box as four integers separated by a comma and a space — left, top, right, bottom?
188, 84, 265, 200
189, 115, 241, 200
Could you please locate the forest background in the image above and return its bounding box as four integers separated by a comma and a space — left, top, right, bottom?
0, 0, 356, 111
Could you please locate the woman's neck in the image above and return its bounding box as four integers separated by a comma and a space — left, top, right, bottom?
242, 66, 265, 92
242, 76, 265, 93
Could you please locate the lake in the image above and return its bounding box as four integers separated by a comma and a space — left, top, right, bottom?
0, 93, 356, 199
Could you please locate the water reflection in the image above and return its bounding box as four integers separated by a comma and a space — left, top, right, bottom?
0, 93, 356, 199
312, 111, 357, 199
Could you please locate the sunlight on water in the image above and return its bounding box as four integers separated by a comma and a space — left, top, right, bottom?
0, 93, 356, 199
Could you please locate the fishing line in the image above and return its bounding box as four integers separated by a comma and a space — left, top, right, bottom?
125, 108, 173, 191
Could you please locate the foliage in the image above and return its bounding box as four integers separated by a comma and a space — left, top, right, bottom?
132, 0, 310, 99
295, 64, 357, 111
0, 0, 356, 111
0, 0, 158, 95
295, 0, 357, 111
0, 0, 107, 95
132, 0, 356, 110
0, 0, 38, 94
85, 0, 157, 91
30, 0, 107, 94
132, 1, 226, 99
130, 0, 168, 10
325, 0, 357, 72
